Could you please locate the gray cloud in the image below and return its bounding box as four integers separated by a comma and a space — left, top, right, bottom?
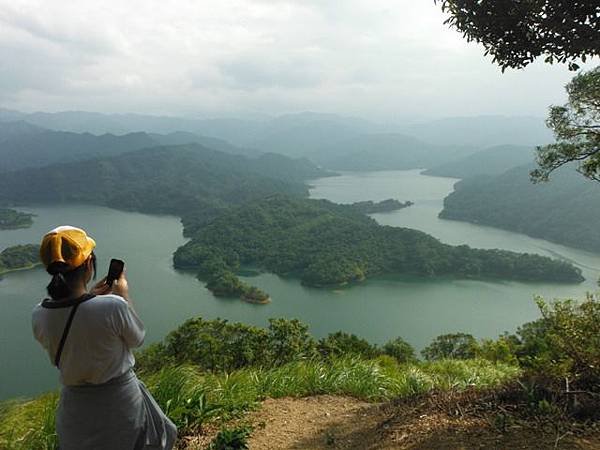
0, 0, 593, 120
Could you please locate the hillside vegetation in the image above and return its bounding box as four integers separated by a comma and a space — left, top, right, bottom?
0, 316, 520, 450
440, 164, 600, 252
174, 195, 584, 299
3, 293, 598, 449
0, 145, 327, 223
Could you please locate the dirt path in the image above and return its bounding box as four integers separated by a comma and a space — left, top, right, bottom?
184, 394, 600, 449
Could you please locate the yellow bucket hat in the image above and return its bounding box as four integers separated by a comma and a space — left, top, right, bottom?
40, 226, 96, 271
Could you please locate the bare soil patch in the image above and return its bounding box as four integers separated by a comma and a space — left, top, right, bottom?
183, 391, 600, 449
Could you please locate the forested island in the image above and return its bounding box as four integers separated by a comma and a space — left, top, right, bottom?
349, 199, 413, 214
174, 195, 584, 299
205, 271, 270, 304
0, 208, 34, 230
0, 244, 40, 276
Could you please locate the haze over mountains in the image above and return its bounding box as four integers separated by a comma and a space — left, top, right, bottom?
0, 120, 260, 172
0, 109, 554, 149
0, 108, 553, 174
424, 145, 537, 178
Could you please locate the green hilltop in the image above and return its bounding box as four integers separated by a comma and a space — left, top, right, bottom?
174, 195, 584, 300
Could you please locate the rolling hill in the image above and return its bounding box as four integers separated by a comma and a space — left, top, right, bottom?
0, 122, 261, 172
423, 145, 536, 178
440, 164, 600, 252
0, 144, 328, 223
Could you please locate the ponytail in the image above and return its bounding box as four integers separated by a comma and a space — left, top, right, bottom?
46, 252, 97, 300
47, 272, 71, 300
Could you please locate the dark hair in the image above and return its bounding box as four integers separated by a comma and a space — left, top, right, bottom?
46, 252, 97, 300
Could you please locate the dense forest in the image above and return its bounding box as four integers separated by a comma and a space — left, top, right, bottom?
0, 244, 40, 275
0, 144, 328, 226
174, 195, 584, 298
440, 164, 600, 252
0, 208, 34, 230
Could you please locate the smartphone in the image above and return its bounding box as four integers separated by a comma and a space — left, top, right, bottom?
106, 259, 125, 287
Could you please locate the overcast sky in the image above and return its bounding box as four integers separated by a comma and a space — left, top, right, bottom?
0, 0, 594, 121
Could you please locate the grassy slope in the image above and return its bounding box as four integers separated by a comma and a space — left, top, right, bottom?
0, 358, 518, 449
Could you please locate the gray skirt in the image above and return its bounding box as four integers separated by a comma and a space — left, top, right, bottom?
57, 370, 177, 450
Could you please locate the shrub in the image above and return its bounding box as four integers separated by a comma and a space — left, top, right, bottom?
421, 333, 478, 360
382, 337, 416, 363
476, 337, 518, 365
318, 331, 381, 359
535, 294, 600, 389
267, 318, 316, 365
209, 426, 252, 450
161, 318, 271, 371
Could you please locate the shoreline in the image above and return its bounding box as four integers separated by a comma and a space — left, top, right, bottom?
0, 263, 42, 277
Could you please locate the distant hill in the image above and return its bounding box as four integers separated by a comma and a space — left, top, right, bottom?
0, 144, 327, 222
251, 119, 364, 157
0, 120, 45, 142
440, 165, 600, 252
0, 122, 262, 172
0, 110, 556, 168
247, 112, 382, 157
316, 133, 475, 171
0, 109, 379, 149
0, 127, 157, 172
423, 145, 536, 178
148, 131, 259, 156
404, 116, 553, 148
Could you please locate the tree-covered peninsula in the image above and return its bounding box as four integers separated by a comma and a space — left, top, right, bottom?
0, 244, 40, 275
349, 199, 413, 214
0, 208, 34, 230
174, 195, 584, 297
440, 164, 600, 252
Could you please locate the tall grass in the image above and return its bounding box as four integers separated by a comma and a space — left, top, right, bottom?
0, 358, 519, 449
0, 393, 58, 450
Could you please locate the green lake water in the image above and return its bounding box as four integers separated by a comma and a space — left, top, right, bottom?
1, 169, 599, 400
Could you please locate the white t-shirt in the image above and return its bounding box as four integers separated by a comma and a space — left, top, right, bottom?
32, 294, 145, 386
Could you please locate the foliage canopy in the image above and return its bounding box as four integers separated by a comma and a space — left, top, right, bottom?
532, 67, 600, 181
175, 195, 584, 300
435, 0, 600, 71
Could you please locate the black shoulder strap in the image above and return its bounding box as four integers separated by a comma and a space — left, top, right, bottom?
51, 293, 96, 368
54, 303, 80, 367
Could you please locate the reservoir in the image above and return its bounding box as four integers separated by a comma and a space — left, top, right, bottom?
1, 170, 599, 400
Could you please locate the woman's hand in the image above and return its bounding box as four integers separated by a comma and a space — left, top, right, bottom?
111, 272, 130, 300
90, 277, 111, 296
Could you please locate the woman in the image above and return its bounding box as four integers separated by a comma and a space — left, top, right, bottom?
32, 225, 177, 450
